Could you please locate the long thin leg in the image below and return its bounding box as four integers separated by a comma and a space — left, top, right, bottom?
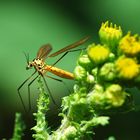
28, 75, 39, 111
17, 71, 37, 112
42, 75, 58, 106
46, 75, 63, 82
45, 75, 71, 93
45, 75, 71, 113
52, 48, 85, 67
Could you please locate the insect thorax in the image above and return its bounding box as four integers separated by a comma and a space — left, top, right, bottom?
33, 58, 46, 74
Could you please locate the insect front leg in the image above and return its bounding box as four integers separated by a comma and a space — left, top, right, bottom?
27, 75, 39, 111
17, 71, 37, 112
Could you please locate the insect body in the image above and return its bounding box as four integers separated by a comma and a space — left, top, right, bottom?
18, 36, 89, 111
45, 65, 74, 79
27, 58, 74, 79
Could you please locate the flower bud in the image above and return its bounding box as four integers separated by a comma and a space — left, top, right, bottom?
115, 57, 139, 79
86, 73, 95, 84
99, 21, 122, 49
78, 54, 93, 70
105, 84, 126, 107
87, 44, 110, 64
99, 63, 116, 81
119, 32, 140, 56
74, 66, 87, 81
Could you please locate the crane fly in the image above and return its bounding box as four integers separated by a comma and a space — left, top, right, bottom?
18, 36, 89, 112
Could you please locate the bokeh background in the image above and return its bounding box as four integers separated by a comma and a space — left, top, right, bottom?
0, 0, 140, 139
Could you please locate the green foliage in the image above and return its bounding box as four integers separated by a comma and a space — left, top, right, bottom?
32, 77, 50, 140
11, 113, 25, 140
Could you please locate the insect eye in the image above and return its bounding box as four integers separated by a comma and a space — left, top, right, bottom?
29, 63, 33, 67
26, 63, 33, 70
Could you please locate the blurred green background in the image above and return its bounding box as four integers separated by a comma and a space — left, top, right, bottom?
0, 0, 140, 139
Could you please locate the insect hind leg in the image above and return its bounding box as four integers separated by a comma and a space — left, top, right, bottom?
45, 74, 72, 99
52, 48, 86, 67
42, 75, 58, 107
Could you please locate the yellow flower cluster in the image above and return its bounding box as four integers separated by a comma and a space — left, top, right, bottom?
87, 44, 110, 64
119, 33, 140, 56
88, 84, 126, 109
115, 57, 139, 79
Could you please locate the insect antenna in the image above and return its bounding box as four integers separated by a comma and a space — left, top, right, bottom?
23, 51, 30, 64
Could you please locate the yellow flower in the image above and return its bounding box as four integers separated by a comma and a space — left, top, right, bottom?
119, 33, 140, 56
99, 21, 122, 48
115, 57, 139, 79
87, 44, 110, 64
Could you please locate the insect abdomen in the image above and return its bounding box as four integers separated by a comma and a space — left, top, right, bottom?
45, 65, 74, 79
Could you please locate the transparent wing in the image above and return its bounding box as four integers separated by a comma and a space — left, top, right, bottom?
48, 36, 90, 57
37, 44, 52, 60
